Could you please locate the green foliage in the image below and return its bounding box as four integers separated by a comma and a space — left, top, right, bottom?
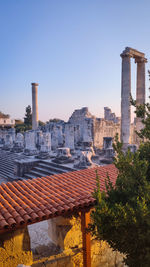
15, 119, 23, 125
49, 118, 61, 123
24, 105, 32, 126
131, 95, 150, 140
90, 99, 150, 266
39, 120, 45, 126
15, 105, 32, 133
15, 123, 32, 133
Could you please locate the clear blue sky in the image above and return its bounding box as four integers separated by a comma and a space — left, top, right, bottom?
0, 0, 150, 122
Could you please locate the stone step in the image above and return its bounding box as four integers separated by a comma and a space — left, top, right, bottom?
0, 162, 14, 169
33, 166, 56, 176
38, 163, 65, 173
0, 169, 14, 174
0, 150, 24, 182
0, 156, 16, 161
0, 165, 14, 173
0, 149, 30, 183
0, 163, 14, 167
6, 174, 18, 180
0, 167, 13, 173
29, 169, 49, 178
0, 170, 13, 178
23, 173, 37, 179
40, 160, 76, 172
0, 157, 15, 162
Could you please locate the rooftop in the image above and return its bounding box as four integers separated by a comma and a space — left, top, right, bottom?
0, 164, 118, 234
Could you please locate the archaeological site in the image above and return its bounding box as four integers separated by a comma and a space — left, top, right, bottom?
0, 47, 147, 267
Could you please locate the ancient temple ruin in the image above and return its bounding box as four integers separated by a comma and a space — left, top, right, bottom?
32, 82, 39, 130
0, 106, 120, 182
1, 47, 147, 183
120, 47, 147, 148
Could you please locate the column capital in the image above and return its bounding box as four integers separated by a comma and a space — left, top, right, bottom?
120, 52, 132, 59
134, 57, 147, 64
31, 83, 39, 87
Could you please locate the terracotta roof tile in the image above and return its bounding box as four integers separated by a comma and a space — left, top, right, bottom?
0, 164, 117, 234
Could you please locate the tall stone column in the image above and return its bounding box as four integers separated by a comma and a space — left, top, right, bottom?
120, 54, 131, 149
31, 83, 39, 130
135, 58, 146, 133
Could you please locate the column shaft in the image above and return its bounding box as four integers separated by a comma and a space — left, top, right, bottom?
32, 83, 39, 130
121, 55, 131, 148
136, 60, 145, 132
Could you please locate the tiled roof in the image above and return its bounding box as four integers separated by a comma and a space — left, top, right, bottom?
0, 164, 118, 234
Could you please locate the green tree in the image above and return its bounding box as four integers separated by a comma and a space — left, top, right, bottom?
24, 105, 32, 126
49, 118, 61, 123
39, 120, 45, 126
15, 106, 32, 133
90, 101, 150, 267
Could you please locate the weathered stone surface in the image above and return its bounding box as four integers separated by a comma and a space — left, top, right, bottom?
121, 54, 131, 148
0, 227, 33, 267
51, 126, 59, 150
74, 150, 93, 169
136, 58, 146, 140
104, 107, 120, 123
33, 215, 126, 267
32, 83, 39, 130
48, 216, 82, 250
28, 221, 52, 252
40, 132, 51, 153
14, 159, 39, 177
93, 118, 120, 149
65, 124, 75, 150
120, 47, 147, 149
24, 131, 37, 155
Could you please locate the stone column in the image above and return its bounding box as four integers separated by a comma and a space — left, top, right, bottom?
31, 83, 39, 130
120, 54, 131, 149
135, 57, 147, 133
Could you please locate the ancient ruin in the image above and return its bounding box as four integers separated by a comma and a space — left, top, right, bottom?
0, 47, 148, 267
0, 47, 147, 184
32, 82, 39, 130
120, 47, 147, 148
0, 107, 121, 184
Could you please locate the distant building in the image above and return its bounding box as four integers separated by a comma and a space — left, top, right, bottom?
0, 112, 15, 128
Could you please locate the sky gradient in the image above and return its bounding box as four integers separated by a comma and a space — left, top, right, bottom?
0, 0, 150, 122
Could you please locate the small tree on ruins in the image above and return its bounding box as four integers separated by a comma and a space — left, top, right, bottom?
15, 105, 32, 132
24, 105, 32, 126
90, 98, 150, 267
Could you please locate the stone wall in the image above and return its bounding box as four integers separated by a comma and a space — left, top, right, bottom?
0, 227, 32, 267
14, 159, 40, 177
93, 119, 120, 149
31, 215, 126, 267
0, 215, 127, 267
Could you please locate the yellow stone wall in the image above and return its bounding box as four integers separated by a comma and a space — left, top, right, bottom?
0, 215, 126, 267
0, 227, 33, 267
48, 215, 82, 250
32, 241, 126, 267
33, 215, 126, 267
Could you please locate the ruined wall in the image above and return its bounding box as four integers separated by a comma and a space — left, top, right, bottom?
93, 119, 121, 148
0, 227, 32, 267
0, 107, 137, 152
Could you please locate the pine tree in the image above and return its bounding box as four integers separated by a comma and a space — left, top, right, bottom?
24, 105, 32, 126
90, 101, 150, 267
